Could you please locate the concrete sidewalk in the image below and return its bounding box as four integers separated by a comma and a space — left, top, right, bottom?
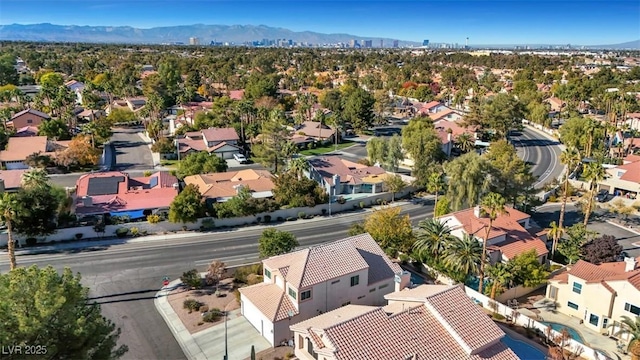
154, 278, 270, 360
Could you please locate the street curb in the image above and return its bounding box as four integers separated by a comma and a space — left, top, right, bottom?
604, 220, 640, 236
154, 279, 207, 360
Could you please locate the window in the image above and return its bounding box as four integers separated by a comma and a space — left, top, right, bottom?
589, 313, 599, 326
300, 290, 311, 301
549, 286, 558, 300
567, 301, 579, 310
369, 288, 376, 293
603, 318, 609, 329
288, 287, 297, 300
306, 338, 318, 360
572, 282, 582, 294
331, 279, 340, 284
27, 119, 32, 124
378, 284, 389, 290
625, 302, 640, 316
264, 269, 271, 279
350, 275, 359, 287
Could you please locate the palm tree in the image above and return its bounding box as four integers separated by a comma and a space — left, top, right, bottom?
288, 157, 309, 180
413, 218, 454, 261
611, 316, 640, 360
426, 170, 445, 210
582, 161, 606, 226
556, 147, 581, 256
455, 133, 475, 153
486, 262, 513, 299
0, 193, 19, 270
442, 233, 482, 279
478, 192, 507, 294
548, 220, 564, 257
21, 169, 49, 189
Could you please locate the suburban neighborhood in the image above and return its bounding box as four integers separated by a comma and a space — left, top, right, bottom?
1, 14, 640, 360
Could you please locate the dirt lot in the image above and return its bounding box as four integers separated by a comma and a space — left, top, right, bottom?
168, 278, 241, 334
253, 346, 295, 360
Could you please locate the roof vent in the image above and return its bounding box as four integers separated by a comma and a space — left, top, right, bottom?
625, 257, 637, 272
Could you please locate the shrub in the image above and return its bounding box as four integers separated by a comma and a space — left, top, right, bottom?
321, 209, 327, 215
75, 233, 83, 240
25, 237, 37, 246
256, 216, 262, 222
548, 195, 557, 202
285, 353, 295, 360
337, 196, 346, 204
359, 201, 365, 209
297, 211, 306, 219
246, 274, 264, 285
492, 313, 506, 321
183, 299, 203, 313
129, 227, 139, 237
234, 264, 263, 283
234, 289, 241, 304
181, 269, 202, 289
201, 218, 215, 231
398, 253, 410, 264
263, 215, 271, 223
376, 198, 383, 205
277, 216, 284, 222
203, 308, 224, 322
143, 170, 153, 177
115, 227, 129, 238
147, 214, 161, 224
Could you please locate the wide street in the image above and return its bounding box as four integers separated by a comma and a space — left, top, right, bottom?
0, 202, 434, 360
510, 127, 564, 189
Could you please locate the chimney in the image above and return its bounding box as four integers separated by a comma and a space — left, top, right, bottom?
394, 271, 411, 292
473, 205, 481, 218
625, 257, 638, 272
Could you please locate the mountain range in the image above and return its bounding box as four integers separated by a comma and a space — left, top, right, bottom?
0, 23, 638, 49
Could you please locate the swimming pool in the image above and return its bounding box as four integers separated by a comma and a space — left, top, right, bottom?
541, 322, 586, 344
501, 334, 546, 360
409, 272, 424, 285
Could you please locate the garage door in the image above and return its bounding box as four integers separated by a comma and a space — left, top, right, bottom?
222, 151, 235, 159
6, 161, 28, 170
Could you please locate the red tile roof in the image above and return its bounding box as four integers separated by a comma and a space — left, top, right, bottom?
614, 161, 640, 183
239, 282, 298, 322
308, 156, 387, 186
228, 90, 245, 100
291, 286, 518, 360
429, 108, 456, 121
564, 257, 640, 291
0, 169, 27, 190
183, 169, 275, 199
201, 127, 239, 143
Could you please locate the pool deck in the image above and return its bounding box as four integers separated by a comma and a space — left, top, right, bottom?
517, 297, 631, 360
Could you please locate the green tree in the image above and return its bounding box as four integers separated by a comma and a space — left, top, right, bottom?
251, 114, 290, 172
401, 117, 443, 186
288, 157, 309, 180
245, 74, 278, 100
13, 184, 60, 238
0, 193, 19, 270
478, 192, 507, 294
169, 184, 205, 224
37, 119, 70, 140
413, 218, 454, 261
366, 137, 387, 165
486, 263, 513, 299
444, 152, 493, 211
384, 174, 407, 202
176, 152, 228, 179
610, 316, 640, 357
556, 147, 581, 255
107, 108, 137, 124
342, 88, 375, 132
258, 228, 299, 258
508, 249, 549, 288
484, 140, 535, 205
455, 133, 475, 153
151, 137, 176, 154
582, 161, 606, 226
20, 169, 49, 189
558, 223, 595, 264
426, 166, 445, 210
272, 171, 328, 207
442, 233, 482, 282
434, 195, 451, 217
0, 265, 128, 359
385, 134, 404, 172
363, 206, 415, 256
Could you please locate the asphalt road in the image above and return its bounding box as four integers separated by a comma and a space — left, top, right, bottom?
0, 202, 434, 360
511, 127, 564, 189
111, 127, 156, 171
532, 203, 640, 258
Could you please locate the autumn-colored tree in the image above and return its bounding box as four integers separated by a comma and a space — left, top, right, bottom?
363, 206, 415, 257
55, 135, 101, 169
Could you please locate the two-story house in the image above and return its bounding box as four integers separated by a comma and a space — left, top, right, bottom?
290, 284, 519, 360
546, 257, 640, 337
175, 127, 241, 159
238, 233, 410, 346
7, 108, 50, 129
603, 159, 640, 198
438, 206, 549, 264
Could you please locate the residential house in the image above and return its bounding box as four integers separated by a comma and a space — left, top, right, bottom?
65, 80, 85, 104
546, 257, 640, 337
228, 90, 245, 100
290, 284, 519, 360
438, 206, 549, 264
74, 171, 179, 218
176, 127, 241, 159
434, 119, 478, 156
602, 159, 640, 198
7, 108, 50, 129
105, 97, 147, 115
428, 108, 463, 122
0, 169, 27, 192
183, 169, 275, 203
307, 155, 389, 196
14, 126, 39, 137
239, 233, 410, 346
626, 112, 640, 132
545, 97, 566, 112
418, 100, 447, 114
291, 121, 336, 143
0, 136, 69, 170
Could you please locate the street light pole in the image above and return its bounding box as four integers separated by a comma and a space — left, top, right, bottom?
223, 301, 233, 360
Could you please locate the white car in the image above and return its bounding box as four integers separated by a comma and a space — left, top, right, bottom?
233, 153, 248, 164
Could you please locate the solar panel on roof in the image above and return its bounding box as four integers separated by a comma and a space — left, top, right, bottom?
87, 176, 125, 196
149, 176, 158, 188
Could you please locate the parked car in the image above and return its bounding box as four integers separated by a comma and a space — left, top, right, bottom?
233, 153, 248, 164
595, 189, 609, 203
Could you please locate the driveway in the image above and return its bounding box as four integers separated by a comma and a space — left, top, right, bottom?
111, 127, 154, 171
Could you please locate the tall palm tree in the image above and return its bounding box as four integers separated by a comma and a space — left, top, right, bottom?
486, 262, 513, 299
413, 218, 454, 261
548, 221, 564, 257
556, 147, 581, 256
611, 316, 640, 360
455, 133, 475, 153
583, 161, 606, 226
288, 157, 309, 180
0, 193, 19, 270
21, 169, 50, 189
426, 170, 445, 211
442, 233, 482, 279
478, 192, 507, 294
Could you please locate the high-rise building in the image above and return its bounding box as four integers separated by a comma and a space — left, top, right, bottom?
349, 39, 360, 48
189, 37, 199, 45
392, 40, 399, 48
380, 39, 384, 48
364, 40, 372, 48
422, 39, 429, 47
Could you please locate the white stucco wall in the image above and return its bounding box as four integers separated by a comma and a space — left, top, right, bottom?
241, 293, 275, 346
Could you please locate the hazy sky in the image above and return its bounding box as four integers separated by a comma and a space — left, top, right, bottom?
1, 0, 639, 44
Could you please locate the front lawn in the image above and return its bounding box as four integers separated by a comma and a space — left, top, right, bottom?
299, 141, 355, 156
160, 159, 179, 168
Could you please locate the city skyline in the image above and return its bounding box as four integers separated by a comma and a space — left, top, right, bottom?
0, 0, 638, 45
